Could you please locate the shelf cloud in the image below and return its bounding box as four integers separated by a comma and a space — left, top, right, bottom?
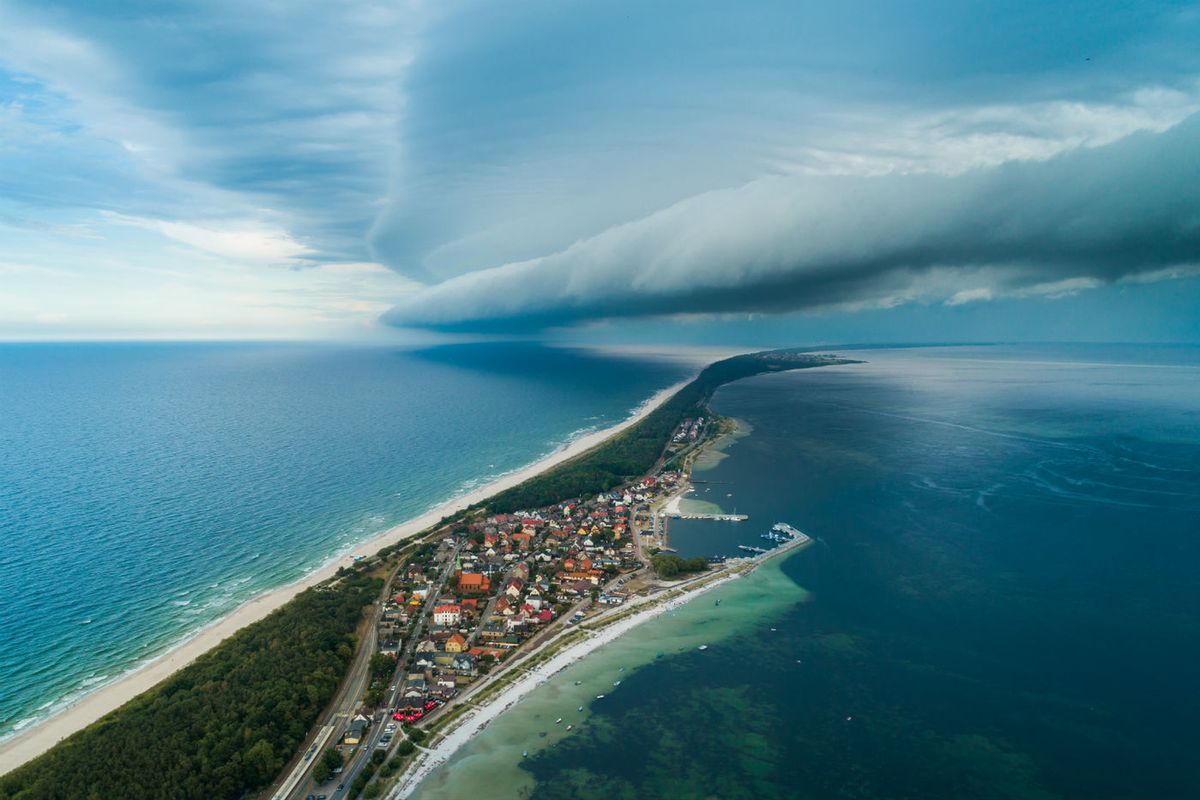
384, 115, 1200, 331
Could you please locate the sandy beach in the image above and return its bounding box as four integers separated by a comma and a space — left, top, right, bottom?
388, 532, 810, 799
389, 570, 743, 799
0, 377, 694, 773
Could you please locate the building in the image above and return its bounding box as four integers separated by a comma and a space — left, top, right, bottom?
344, 714, 369, 745
433, 603, 461, 626
457, 572, 491, 594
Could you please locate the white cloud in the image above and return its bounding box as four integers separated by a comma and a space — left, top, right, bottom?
103, 213, 313, 263
945, 288, 995, 306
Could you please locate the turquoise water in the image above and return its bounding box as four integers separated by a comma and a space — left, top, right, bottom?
0, 342, 692, 743
416, 344, 1200, 800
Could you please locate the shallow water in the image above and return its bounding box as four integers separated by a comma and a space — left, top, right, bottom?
418, 344, 1200, 800
410, 553, 809, 799
0, 342, 691, 742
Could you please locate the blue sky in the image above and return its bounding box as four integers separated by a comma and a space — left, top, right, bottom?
1, 1, 1198, 342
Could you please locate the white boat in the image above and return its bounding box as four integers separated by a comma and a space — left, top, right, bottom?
698, 644, 708, 651
555, 718, 563, 724
613, 680, 621, 686
578, 706, 584, 712
566, 725, 573, 731
596, 694, 605, 699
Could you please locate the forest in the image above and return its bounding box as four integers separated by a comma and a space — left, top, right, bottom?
484, 350, 845, 513
0, 574, 381, 800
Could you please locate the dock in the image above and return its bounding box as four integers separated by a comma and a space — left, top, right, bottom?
665, 512, 748, 522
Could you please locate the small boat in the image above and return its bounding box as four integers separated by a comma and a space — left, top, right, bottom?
578, 706, 584, 712
596, 694, 605, 699
573, 680, 582, 686
565, 725, 573, 731
618, 666, 625, 672
555, 718, 563, 724
698, 644, 709, 651
522, 751, 529, 757
714, 598, 721, 607
613, 680, 621, 687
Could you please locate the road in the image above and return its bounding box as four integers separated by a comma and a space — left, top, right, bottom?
327, 538, 465, 799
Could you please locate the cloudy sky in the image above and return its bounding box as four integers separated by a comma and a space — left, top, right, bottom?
2, 0, 1198, 342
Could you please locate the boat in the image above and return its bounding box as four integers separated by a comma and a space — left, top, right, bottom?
573, 680, 582, 685
555, 718, 563, 724
714, 598, 721, 606
613, 680, 621, 687
565, 725, 573, 731
596, 694, 605, 699
698, 644, 708, 651
772, 522, 802, 538
578, 706, 584, 712
522, 751, 529, 757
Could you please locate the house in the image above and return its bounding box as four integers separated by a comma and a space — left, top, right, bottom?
433, 603, 461, 626
445, 633, 468, 653
451, 653, 475, 674
344, 714, 369, 745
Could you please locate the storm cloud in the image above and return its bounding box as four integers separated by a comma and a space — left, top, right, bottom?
383, 114, 1200, 331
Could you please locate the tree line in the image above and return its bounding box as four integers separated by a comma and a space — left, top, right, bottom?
0, 574, 381, 800
484, 350, 843, 513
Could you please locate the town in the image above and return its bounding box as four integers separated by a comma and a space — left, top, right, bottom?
278, 417, 725, 800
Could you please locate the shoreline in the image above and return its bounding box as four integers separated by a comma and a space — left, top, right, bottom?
0, 377, 695, 774
390, 535, 809, 798
390, 573, 742, 798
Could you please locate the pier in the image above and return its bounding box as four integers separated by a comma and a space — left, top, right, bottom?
665, 512, 748, 522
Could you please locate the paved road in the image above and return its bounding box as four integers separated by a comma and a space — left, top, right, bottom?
268, 598, 379, 800
329, 539, 465, 798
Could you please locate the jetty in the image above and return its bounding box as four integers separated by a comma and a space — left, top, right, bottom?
665, 512, 748, 522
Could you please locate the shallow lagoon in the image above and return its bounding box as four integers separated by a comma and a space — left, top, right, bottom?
419, 344, 1200, 800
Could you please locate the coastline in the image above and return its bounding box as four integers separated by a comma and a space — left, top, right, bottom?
390, 535, 810, 799
0, 377, 695, 774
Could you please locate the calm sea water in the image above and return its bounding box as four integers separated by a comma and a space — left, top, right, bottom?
0, 342, 693, 743
415, 344, 1200, 800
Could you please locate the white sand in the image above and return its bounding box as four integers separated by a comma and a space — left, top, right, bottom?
0, 378, 694, 774
389, 572, 740, 799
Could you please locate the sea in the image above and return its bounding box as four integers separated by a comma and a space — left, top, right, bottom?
409, 344, 1200, 800
0, 342, 696, 746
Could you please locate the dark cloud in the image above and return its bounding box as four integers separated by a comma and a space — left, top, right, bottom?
383, 114, 1200, 332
